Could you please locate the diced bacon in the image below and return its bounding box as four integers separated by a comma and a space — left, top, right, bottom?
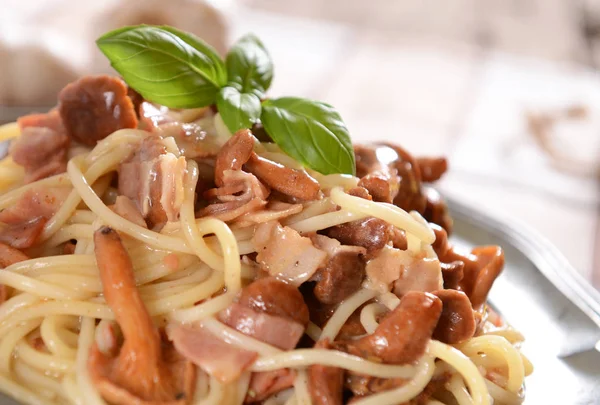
111, 196, 147, 228
118, 136, 187, 227
0, 187, 69, 248
156, 121, 222, 159
252, 221, 327, 286
139, 102, 176, 129
0, 243, 29, 304
0, 217, 46, 249
219, 303, 305, 350
58, 75, 138, 146
364, 245, 442, 294
167, 324, 257, 384
392, 255, 443, 298
11, 110, 69, 183
17, 109, 64, 133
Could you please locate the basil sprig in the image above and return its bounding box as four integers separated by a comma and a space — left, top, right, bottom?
97, 25, 356, 175
261, 98, 355, 175
97, 25, 226, 108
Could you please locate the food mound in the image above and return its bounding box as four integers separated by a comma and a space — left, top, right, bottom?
0, 25, 531, 405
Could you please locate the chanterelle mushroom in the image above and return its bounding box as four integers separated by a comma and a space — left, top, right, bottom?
89, 226, 195, 404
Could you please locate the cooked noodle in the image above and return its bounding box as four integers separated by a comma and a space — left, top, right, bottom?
0, 102, 531, 405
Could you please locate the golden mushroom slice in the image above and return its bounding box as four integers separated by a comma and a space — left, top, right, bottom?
89, 227, 195, 404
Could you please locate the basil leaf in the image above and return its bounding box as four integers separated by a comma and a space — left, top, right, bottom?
217, 86, 262, 133
97, 25, 226, 109
261, 97, 356, 175
226, 34, 273, 96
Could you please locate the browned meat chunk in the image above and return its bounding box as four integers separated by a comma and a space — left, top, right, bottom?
308, 339, 344, 405
238, 277, 309, 326
432, 289, 476, 344
59, 75, 138, 145
245, 153, 321, 201
348, 291, 442, 364
11, 110, 69, 183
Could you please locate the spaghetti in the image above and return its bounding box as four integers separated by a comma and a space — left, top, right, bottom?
0, 76, 532, 405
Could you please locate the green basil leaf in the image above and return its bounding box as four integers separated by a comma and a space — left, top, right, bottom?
226, 34, 273, 96
261, 97, 355, 175
96, 25, 226, 109
217, 86, 262, 133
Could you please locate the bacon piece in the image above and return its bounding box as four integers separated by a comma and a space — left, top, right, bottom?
11, 110, 69, 183
392, 256, 443, 298
0, 217, 47, 249
252, 221, 327, 286
245, 153, 321, 201
58, 75, 138, 145
168, 324, 257, 384
0, 243, 30, 304
364, 246, 442, 295
348, 291, 442, 364
118, 136, 186, 227
111, 196, 147, 228
219, 303, 304, 350
0, 187, 69, 248
246, 369, 296, 403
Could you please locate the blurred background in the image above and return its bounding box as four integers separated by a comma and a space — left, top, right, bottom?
1, 0, 599, 289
